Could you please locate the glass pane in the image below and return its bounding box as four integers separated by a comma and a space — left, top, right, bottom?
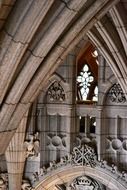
83, 64, 89, 71
77, 64, 98, 101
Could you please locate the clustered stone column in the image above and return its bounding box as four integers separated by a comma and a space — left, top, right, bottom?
5, 112, 28, 190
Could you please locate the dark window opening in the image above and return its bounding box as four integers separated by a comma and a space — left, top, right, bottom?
90, 117, 96, 134
79, 116, 85, 133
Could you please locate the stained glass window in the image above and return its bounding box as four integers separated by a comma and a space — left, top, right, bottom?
77, 64, 98, 101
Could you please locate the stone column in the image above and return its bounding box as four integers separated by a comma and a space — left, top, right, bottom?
66, 52, 77, 152
5, 112, 28, 190
96, 106, 104, 161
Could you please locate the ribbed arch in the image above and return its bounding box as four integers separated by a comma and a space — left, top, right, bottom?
87, 29, 126, 93
0, 0, 124, 154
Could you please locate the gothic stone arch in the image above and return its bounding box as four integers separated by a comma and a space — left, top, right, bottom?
33, 165, 126, 190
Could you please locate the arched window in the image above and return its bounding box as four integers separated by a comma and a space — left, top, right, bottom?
77, 64, 98, 101
76, 43, 98, 102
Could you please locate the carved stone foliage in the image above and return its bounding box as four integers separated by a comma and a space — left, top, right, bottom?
0, 173, 8, 190
71, 145, 96, 167
70, 175, 102, 190
47, 81, 65, 102
24, 132, 40, 158
21, 180, 34, 190
108, 83, 126, 103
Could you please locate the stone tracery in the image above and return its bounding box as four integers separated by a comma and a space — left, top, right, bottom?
47, 81, 65, 102
71, 145, 96, 167
108, 83, 126, 103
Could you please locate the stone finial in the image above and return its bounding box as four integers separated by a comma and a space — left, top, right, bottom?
121, 171, 126, 181
111, 164, 116, 174
100, 159, 106, 168
49, 160, 57, 170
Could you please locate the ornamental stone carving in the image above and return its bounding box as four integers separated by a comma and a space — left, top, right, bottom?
106, 137, 127, 152
71, 145, 96, 167
24, 132, 40, 158
108, 83, 126, 103
0, 173, 8, 190
47, 81, 65, 101
46, 135, 67, 148
70, 175, 102, 190
21, 180, 34, 190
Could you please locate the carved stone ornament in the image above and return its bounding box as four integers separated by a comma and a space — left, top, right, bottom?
0, 173, 8, 190
47, 81, 65, 101
21, 180, 34, 190
24, 132, 40, 158
70, 175, 102, 190
108, 83, 126, 103
71, 145, 96, 167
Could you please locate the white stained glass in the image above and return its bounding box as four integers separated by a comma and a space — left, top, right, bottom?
81, 88, 85, 94
95, 86, 98, 94
77, 64, 98, 101
94, 50, 98, 57
89, 76, 94, 82
86, 88, 89, 94
82, 93, 87, 100
92, 50, 98, 57
86, 77, 89, 82
80, 72, 84, 76
93, 96, 97, 101
92, 86, 98, 101
77, 76, 82, 82
79, 83, 83, 87
83, 72, 88, 78
83, 64, 89, 72
83, 83, 88, 88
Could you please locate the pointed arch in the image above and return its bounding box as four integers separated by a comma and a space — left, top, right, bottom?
33, 165, 126, 190
37, 73, 70, 103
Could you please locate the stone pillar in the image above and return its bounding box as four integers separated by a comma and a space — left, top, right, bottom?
96, 106, 103, 161
5, 112, 28, 190
67, 52, 77, 152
